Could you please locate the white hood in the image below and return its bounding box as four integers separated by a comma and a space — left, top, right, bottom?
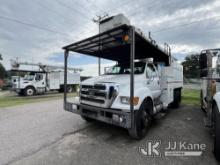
82, 74, 145, 87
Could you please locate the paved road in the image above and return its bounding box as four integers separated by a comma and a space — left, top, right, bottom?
0, 100, 219, 165
0, 99, 88, 165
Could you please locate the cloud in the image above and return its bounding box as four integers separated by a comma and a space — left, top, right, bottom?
0, 0, 219, 76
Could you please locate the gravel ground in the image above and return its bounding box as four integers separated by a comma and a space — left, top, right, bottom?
0, 99, 218, 165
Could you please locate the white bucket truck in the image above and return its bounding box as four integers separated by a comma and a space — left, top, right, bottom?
63, 14, 183, 139
11, 60, 82, 96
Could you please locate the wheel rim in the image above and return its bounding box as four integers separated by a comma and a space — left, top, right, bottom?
27, 89, 33, 95
142, 111, 150, 128
68, 87, 72, 93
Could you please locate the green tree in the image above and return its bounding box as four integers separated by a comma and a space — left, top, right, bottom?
0, 63, 6, 79
182, 54, 200, 78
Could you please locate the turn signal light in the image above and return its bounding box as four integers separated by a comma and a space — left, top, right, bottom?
122, 35, 129, 42
131, 97, 139, 105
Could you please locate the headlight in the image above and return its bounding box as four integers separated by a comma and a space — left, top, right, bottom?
120, 96, 130, 104
120, 96, 139, 105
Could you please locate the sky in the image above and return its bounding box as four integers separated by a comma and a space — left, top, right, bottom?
0, 0, 220, 76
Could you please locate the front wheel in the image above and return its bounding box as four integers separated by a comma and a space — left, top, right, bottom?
24, 87, 35, 96
213, 104, 220, 161
128, 100, 152, 139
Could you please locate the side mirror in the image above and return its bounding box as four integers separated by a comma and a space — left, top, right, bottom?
199, 53, 208, 77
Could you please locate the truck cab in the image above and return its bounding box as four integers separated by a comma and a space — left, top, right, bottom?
80, 60, 162, 111
12, 72, 46, 96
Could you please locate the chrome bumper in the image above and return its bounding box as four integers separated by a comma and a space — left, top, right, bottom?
64, 101, 131, 129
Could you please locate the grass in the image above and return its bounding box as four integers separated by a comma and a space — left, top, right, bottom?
0, 89, 200, 108
182, 89, 200, 106
0, 92, 76, 108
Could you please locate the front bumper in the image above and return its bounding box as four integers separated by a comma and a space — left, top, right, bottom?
64, 100, 131, 129
11, 88, 21, 92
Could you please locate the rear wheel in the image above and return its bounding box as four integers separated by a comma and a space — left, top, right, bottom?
67, 86, 73, 93
170, 89, 181, 108
24, 87, 35, 96
200, 90, 206, 113
213, 104, 220, 161
128, 100, 152, 139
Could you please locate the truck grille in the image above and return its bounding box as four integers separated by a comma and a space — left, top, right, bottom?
80, 83, 118, 108
81, 84, 106, 90
81, 90, 106, 97
80, 84, 110, 107
81, 96, 105, 104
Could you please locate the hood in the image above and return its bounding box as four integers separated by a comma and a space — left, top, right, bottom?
82, 74, 145, 86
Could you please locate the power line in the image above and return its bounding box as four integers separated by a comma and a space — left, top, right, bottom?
0, 16, 70, 37
55, 0, 91, 20
86, 0, 105, 14
105, 0, 134, 13
35, 1, 74, 24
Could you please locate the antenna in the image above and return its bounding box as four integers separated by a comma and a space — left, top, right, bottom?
93, 13, 109, 76
92, 13, 109, 24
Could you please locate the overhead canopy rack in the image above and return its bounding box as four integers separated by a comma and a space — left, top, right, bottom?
63, 25, 171, 65
9, 69, 46, 73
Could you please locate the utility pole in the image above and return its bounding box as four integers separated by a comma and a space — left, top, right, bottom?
93, 13, 109, 76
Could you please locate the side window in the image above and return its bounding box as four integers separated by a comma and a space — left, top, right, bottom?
35, 74, 43, 81
146, 64, 157, 78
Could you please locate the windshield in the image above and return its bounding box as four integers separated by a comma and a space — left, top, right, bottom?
105, 62, 146, 75
23, 75, 35, 81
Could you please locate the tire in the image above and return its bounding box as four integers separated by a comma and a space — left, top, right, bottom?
58, 87, 64, 93
128, 100, 152, 139
24, 87, 35, 96
67, 86, 73, 93
213, 104, 220, 161
81, 115, 94, 122
200, 90, 206, 113
170, 89, 181, 108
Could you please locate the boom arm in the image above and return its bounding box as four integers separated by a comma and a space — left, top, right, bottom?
11, 59, 83, 72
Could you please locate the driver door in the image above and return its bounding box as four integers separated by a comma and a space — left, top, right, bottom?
146, 64, 161, 98
35, 73, 46, 88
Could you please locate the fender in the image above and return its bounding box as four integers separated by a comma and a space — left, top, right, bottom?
134, 87, 154, 109
111, 87, 154, 112
213, 92, 220, 113
24, 85, 36, 91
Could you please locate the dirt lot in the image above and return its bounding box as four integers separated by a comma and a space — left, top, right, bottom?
0, 98, 219, 165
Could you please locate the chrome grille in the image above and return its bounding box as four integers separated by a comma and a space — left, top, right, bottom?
80, 83, 118, 108
80, 84, 107, 107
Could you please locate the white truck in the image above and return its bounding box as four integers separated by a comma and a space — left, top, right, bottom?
11, 61, 82, 96
62, 14, 183, 139
200, 49, 220, 161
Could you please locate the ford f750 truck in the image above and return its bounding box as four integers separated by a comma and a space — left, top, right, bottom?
62, 14, 183, 139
